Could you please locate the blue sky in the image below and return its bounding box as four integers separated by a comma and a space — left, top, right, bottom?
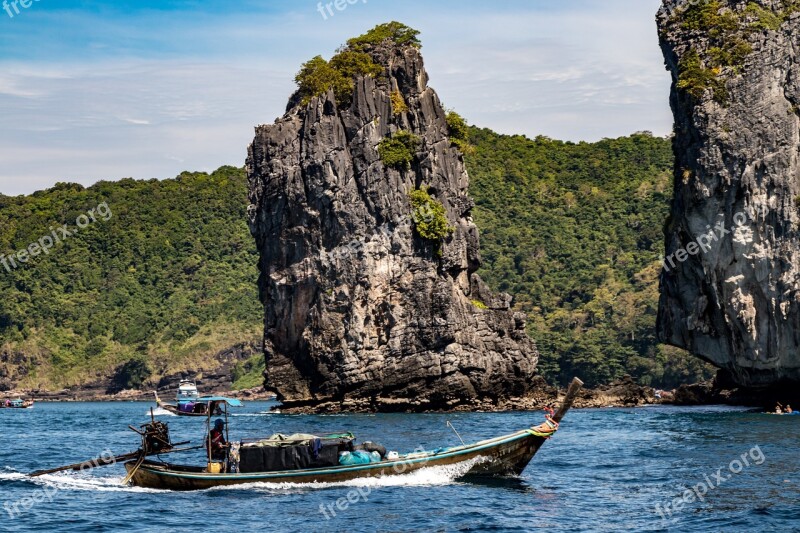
0, 0, 672, 195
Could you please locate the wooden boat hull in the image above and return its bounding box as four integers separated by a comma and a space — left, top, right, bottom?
125, 429, 548, 490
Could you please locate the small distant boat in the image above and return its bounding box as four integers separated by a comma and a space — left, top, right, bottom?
0, 398, 33, 409
154, 380, 222, 417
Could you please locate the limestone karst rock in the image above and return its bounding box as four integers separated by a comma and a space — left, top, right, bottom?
246, 24, 539, 411
657, 1, 800, 386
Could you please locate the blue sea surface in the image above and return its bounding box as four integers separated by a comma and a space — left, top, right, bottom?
1, 402, 798, 532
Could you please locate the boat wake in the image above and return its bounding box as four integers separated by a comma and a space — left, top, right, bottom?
209, 456, 487, 493
150, 407, 175, 416
0, 457, 488, 495
0, 469, 161, 494
0, 471, 27, 482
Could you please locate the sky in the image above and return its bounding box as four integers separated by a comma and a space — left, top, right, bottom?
0, 0, 673, 196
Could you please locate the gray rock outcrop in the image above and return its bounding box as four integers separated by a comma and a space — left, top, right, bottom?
657, 0, 800, 386
246, 32, 539, 411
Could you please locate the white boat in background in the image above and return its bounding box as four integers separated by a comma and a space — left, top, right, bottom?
154, 380, 222, 417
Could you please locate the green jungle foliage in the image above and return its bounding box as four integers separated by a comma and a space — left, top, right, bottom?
465, 128, 715, 388
231, 353, 266, 390
0, 167, 262, 389
112, 356, 151, 391
0, 128, 716, 392
378, 130, 420, 169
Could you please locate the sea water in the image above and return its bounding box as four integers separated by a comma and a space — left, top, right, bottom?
1, 402, 798, 532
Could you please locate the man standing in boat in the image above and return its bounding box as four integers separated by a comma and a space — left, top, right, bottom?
206, 419, 228, 461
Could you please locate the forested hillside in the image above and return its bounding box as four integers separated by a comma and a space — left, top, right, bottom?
467, 128, 714, 388
0, 168, 263, 390
0, 130, 713, 392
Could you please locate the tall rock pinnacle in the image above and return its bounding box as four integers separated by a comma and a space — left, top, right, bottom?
657, 1, 800, 387
246, 23, 539, 411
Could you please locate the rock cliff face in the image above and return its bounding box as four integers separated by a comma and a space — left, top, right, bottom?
246, 31, 538, 411
657, 0, 800, 386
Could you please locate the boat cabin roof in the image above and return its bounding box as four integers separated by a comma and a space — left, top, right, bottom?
196, 396, 243, 406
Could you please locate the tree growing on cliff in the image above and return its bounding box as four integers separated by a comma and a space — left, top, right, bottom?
294, 51, 382, 106
445, 110, 475, 155
409, 187, 454, 245
347, 21, 421, 50
293, 22, 423, 107
378, 130, 420, 169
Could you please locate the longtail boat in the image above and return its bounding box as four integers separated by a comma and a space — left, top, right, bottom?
1, 398, 33, 409
154, 380, 223, 417
126, 378, 583, 490
30, 378, 583, 491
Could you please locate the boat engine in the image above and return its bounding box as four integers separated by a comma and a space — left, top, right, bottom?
130, 420, 174, 454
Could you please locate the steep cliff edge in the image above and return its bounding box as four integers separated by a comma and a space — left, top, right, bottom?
657, 1, 800, 387
246, 23, 539, 411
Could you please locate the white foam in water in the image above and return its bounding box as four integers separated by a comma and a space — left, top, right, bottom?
1, 468, 162, 494
213, 456, 487, 493
0, 471, 27, 482
36, 472, 165, 494
1, 457, 487, 495
150, 407, 175, 416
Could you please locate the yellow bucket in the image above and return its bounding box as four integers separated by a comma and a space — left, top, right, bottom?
206, 462, 223, 474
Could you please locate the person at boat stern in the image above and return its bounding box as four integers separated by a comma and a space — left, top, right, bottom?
206, 419, 228, 461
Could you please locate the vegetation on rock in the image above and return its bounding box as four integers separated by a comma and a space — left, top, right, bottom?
471, 299, 488, 310
390, 90, 408, 115
231, 353, 266, 390
409, 186, 454, 244
347, 21, 421, 50
295, 51, 382, 106
677, 49, 729, 101
378, 130, 420, 169
669, 0, 798, 104
445, 110, 475, 155
293, 22, 422, 107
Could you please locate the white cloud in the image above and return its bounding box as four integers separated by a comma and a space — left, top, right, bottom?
0, 0, 672, 196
